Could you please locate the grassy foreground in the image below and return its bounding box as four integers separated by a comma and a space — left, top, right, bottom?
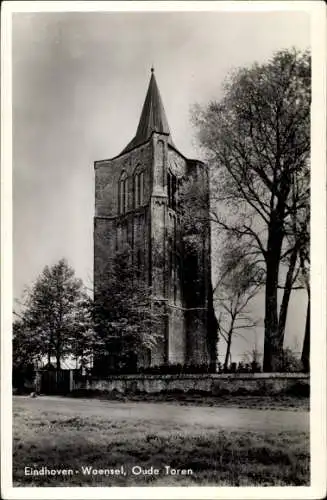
70, 390, 310, 411
13, 397, 309, 487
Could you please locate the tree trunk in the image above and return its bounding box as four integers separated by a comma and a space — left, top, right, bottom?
56, 352, 61, 371
223, 335, 232, 372
207, 282, 219, 371
301, 294, 310, 372
223, 323, 234, 372
277, 247, 298, 350
263, 220, 284, 372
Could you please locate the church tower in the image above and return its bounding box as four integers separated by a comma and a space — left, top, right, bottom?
94, 69, 217, 370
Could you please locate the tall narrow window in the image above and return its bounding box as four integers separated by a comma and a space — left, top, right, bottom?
157, 140, 164, 166
172, 249, 177, 303
173, 218, 177, 302
172, 175, 177, 211
134, 174, 139, 208
139, 171, 144, 206
134, 168, 145, 209
168, 247, 173, 291
167, 171, 178, 211
156, 140, 165, 187
167, 172, 171, 207
124, 177, 129, 213
118, 171, 128, 214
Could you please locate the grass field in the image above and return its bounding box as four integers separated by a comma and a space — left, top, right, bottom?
70, 390, 310, 411
13, 396, 310, 487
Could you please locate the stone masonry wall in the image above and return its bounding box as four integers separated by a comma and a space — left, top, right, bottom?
151, 135, 190, 365
95, 141, 153, 217
167, 307, 186, 364
94, 142, 153, 287
74, 373, 309, 396
182, 160, 213, 366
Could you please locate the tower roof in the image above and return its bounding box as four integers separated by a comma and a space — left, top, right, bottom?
121, 68, 175, 154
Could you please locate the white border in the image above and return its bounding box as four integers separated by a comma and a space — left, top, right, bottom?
1, 1, 326, 499
0, 0, 321, 13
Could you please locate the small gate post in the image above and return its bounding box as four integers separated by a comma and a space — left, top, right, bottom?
35, 370, 42, 394
69, 370, 74, 392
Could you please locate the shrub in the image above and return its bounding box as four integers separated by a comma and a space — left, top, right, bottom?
285, 381, 310, 398
276, 348, 304, 373
91, 361, 218, 376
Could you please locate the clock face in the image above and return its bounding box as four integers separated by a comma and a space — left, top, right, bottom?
168, 153, 185, 178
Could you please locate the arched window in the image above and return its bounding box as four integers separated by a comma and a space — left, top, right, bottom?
124, 177, 129, 213
167, 171, 177, 210
133, 167, 145, 209
139, 171, 144, 206
157, 140, 164, 166
118, 171, 128, 214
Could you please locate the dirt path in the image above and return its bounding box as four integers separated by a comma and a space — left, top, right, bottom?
14, 395, 309, 433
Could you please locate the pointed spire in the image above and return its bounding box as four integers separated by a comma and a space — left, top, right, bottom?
122, 69, 174, 154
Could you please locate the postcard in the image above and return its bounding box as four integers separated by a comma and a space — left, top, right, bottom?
1, 1, 326, 499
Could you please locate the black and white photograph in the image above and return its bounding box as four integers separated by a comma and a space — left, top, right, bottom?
1, 1, 326, 498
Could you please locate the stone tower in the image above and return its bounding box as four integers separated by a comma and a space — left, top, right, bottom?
94, 69, 217, 370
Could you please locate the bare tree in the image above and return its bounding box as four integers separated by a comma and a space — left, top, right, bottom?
277, 160, 310, 350
215, 243, 263, 371
192, 49, 310, 371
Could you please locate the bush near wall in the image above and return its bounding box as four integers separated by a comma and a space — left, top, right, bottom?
90, 357, 305, 376
12, 365, 35, 394
91, 361, 264, 376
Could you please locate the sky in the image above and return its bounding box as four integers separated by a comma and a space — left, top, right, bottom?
12, 9, 310, 362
